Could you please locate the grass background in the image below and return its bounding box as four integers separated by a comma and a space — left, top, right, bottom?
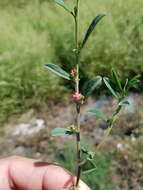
0, 0, 143, 123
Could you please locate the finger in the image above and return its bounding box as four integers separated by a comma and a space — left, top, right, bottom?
42, 164, 91, 190
9, 156, 48, 190
7, 156, 90, 190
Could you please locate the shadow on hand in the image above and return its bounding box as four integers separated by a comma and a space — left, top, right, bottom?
34, 161, 75, 189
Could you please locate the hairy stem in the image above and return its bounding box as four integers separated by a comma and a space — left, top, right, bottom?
96, 101, 122, 150
75, 103, 81, 187
74, 0, 81, 187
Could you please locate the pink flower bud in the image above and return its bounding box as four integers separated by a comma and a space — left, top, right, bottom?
70, 69, 77, 76
72, 92, 83, 100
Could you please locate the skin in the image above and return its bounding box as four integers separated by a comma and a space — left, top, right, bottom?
0, 156, 91, 190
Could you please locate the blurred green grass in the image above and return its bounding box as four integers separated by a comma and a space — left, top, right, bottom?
0, 0, 143, 125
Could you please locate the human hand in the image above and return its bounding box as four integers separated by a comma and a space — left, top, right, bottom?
0, 156, 90, 190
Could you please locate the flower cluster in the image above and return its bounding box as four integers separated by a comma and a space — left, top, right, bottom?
72, 93, 83, 100
72, 92, 84, 104
67, 124, 77, 132
70, 68, 77, 77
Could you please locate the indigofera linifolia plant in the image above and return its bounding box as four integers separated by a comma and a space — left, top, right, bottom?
45, 0, 139, 189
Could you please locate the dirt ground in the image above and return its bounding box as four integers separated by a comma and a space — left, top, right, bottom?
0, 94, 143, 190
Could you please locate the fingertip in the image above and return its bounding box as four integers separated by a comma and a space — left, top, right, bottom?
43, 164, 91, 190
43, 165, 75, 190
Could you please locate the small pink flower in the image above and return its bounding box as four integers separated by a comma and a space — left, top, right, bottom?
70, 69, 77, 76
72, 92, 83, 100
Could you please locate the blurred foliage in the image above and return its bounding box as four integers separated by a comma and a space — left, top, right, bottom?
0, 0, 143, 124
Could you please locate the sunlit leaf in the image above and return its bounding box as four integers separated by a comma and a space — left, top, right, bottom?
52, 0, 72, 13
81, 14, 106, 49
83, 76, 102, 97
103, 77, 118, 98
81, 147, 89, 154
87, 109, 107, 121
81, 147, 95, 160
111, 69, 122, 92
119, 100, 130, 106
123, 79, 129, 92
51, 128, 72, 136
45, 64, 70, 80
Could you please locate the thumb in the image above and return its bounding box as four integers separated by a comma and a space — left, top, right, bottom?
62, 180, 91, 190
7, 156, 91, 190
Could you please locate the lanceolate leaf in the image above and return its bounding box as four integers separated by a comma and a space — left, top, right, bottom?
111, 69, 122, 92
123, 78, 129, 92
81, 147, 95, 160
126, 75, 140, 91
45, 64, 70, 80
83, 76, 102, 97
52, 0, 72, 13
87, 109, 107, 122
51, 128, 72, 136
81, 14, 106, 49
103, 77, 118, 98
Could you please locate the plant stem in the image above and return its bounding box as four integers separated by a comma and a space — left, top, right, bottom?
75, 102, 81, 187
74, 0, 81, 187
96, 101, 122, 150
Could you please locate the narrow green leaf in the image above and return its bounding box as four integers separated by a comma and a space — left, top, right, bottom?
126, 75, 140, 91
82, 160, 96, 174
52, 0, 72, 13
83, 76, 102, 97
119, 100, 130, 106
81, 14, 106, 49
87, 109, 107, 122
45, 64, 70, 80
111, 69, 122, 92
123, 79, 129, 92
81, 147, 95, 160
81, 147, 88, 155
103, 77, 118, 98
51, 128, 72, 136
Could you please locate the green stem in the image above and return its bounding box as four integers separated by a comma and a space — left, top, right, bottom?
96, 125, 113, 150
96, 101, 122, 151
